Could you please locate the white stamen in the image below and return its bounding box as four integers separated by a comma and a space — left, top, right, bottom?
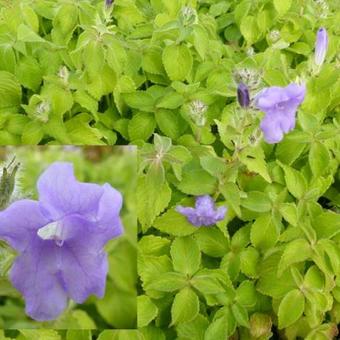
37, 221, 65, 247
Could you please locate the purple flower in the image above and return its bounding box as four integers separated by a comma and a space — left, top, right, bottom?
237, 83, 250, 108
315, 27, 328, 66
176, 195, 227, 227
0, 162, 123, 321
255, 83, 306, 144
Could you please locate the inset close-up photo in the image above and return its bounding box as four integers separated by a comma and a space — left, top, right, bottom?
0, 146, 137, 331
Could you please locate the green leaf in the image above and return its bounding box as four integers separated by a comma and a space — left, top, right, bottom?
145, 272, 187, 292
139, 235, 170, 256
137, 295, 158, 328
240, 147, 272, 183
128, 112, 156, 141
153, 207, 197, 236
171, 236, 201, 276
278, 289, 305, 329
194, 227, 229, 257
251, 214, 279, 250
177, 159, 217, 195
240, 247, 260, 278
74, 90, 98, 114
66, 330, 91, 340
191, 271, 225, 295
241, 191, 271, 213
278, 239, 312, 276
279, 163, 307, 199
0, 71, 22, 112
313, 211, 340, 239
200, 155, 226, 179
171, 287, 199, 325
257, 251, 296, 298
155, 109, 184, 140
240, 16, 259, 45
15, 56, 42, 91
19, 330, 61, 340
177, 314, 209, 340
204, 313, 232, 340
124, 91, 155, 112
309, 142, 330, 177
273, 0, 292, 16
220, 182, 241, 216
231, 303, 249, 327
163, 44, 193, 81
17, 24, 46, 43
137, 176, 171, 230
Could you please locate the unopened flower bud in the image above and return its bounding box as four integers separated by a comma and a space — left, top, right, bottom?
179, 7, 198, 26
189, 100, 207, 126
250, 313, 272, 338
36, 101, 50, 123
314, 27, 328, 66
237, 83, 250, 108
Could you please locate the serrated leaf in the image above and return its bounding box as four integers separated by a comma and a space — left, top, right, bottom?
171, 287, 199, 325
171, 236, 201, 276
153, 207, 197, 236
278, 239, 312, 276
137, 295, 158, 328
251, 214, 279, 250
163, 44, 193, 81
278, 289, 304, 329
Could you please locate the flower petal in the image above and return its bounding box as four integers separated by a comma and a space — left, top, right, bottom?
37, 162, 104, 220
0, 200, 48, 252
260, 114, 284, 144
10, 239, 67, 321
60, 240, 108, 303
95, 183, 124, 242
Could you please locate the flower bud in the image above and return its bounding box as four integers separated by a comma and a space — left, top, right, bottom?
315, 27, 328, 66
36, 101, 50, 123
0, 158, 20, 210
189, 100, 207, 126
179, 7, 198, 26
237, 83, 250, 108
105, 0, 114, 7
250, 313, 272, 338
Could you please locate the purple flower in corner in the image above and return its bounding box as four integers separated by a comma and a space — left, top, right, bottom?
237, 83, 250, 108
0, 162, 123, 321
315, 27, 328, 67
255, 83, 306, 144
176, 195, 227, 227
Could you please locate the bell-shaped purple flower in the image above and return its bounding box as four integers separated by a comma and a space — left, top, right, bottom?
176, 195, 227, 227
237, 83, 250, 108
0, 162, 123, 321
255, 83, 306, 144
315, 27, 328, 66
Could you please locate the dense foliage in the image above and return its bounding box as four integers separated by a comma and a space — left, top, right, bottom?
0, 0, 339, 339
0, 147, 136, 330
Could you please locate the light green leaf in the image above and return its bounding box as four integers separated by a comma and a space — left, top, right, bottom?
241, 191, 271, 213
273, 0, 292, 16
128, 112, 156, 141
153, 207, 197, 236
137, 295, 158, 328
251, 214, 279, 250
278, 239, 312, 276
309, 142, 330, 177
171, 287, 199, 325
171, 236, 201, 276
278, 289, 305, 329
194, 227, 229, 257
145, 272, 187, 292
163, 44, 193, 81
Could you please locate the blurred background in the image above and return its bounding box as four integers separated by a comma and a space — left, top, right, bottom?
0, 146, 137, 330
